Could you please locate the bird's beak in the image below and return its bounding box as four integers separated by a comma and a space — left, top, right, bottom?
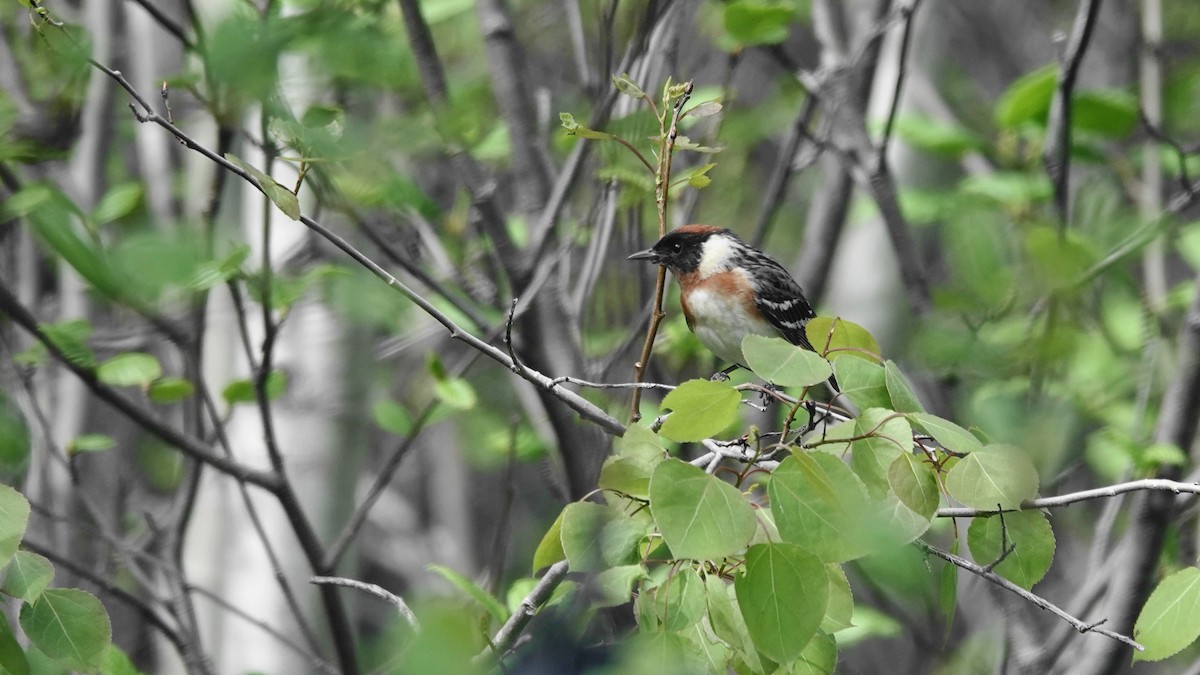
627, 249, 660, 263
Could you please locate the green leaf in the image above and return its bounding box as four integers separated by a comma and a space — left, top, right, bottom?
434, 377, 477, 411
995, 64, 1057, 129
100, 644, 144, 675
96, 353, 162, 387
652, 567, 706, 631
560, 502, 643, 572
0, 396, 30, 475
705, 575, 764, 673
805, 317, 882, 361
658, 379, 740, 442
735, 543, 828, 663
91, 183, 143, 225
531, 510, 565, 573
593, 565, 647, 608
22, 187, 124, 299
225, 153, 300, 220
221, 371, 286, 405
372, 399, 413, 436
832, 359, 891, 410
69, 434, 116, 454
40, 320, 96, 369
769, 453, 874, 562
792, 631, 837, 675
723, 0, 795, 47
599, 425, 667, 499
0, 484, 31, 569
967, 511, 1055, 590
891, 116, 986, 157
147, 377, 195, 404
939, 544, 959, 637
186, 246, 250, 291
558, 112, 614, 141
1133, 567, 1200, 662
909, 412, 984, 455
888, 453, 939, 520
945, 445, 1039, 510
611, 74, 646, 99
648, 459, 756, 560
850, 409, 912, 497
821, 565, 854, 634
741, 335, 833, 387
0, 616, 29, 675
1072, 89, 1138, 138
684, 101, 723, 119
884, 361, 924, 413
427, 564, 507, 623
20, 589, 112, 671
2, 550, 54, 603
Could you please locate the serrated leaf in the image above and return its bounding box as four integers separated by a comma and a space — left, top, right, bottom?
225, 153, 300, 220
2, 551, 54, 602
648, 459, 756, 560
20, 588, 112, 671
371, 399, 413, 436
96, 353, 161, 387
0, 484, 31, 569
1133, 567, 1200, 662
742, 335, 833, 387
945, 445, 1039, 510
821, 565, 854, 634
147, 377, 195, 404
735, 543, 828, 663
69, 434, 116, 454
532, 510, 565, 573
909, 412, 984, 455
427, 564, 507, 623
658, 379, 740, 442
967, 511, 1054, 590
884, 361, 924, 413
91, 183, 143, 225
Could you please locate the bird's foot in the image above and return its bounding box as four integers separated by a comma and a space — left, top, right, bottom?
710, 364, 740, 382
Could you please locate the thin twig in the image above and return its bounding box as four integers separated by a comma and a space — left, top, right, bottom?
1043, 0, 1105, 228
917, 541, 1144, 651
937, 478, 1200, 517
311, 576, 420, 631
474, 560, 570, 664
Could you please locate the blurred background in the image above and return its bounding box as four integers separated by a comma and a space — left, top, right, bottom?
2, 0, 1200, 672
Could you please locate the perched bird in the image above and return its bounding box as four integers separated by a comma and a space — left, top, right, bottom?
628, 225, 824, 379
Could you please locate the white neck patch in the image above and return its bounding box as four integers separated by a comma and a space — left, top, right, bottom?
697, 234, 738, 278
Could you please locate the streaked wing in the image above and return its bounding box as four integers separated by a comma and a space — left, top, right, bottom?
749, 252, 817, 352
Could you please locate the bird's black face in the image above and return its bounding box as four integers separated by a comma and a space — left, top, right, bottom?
627, 228, 718, 273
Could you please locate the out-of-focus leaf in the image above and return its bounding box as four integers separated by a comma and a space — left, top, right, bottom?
96, 353, 162, 387
995, 65, 1057, 129
226, 153, 300, 220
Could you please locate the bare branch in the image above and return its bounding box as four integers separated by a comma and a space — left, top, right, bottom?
1043, 0, 1105, 228
475, 560, 570, 663
917, 540, 1144, 652
311, 577, 420, 631
937, 478, 1200, 517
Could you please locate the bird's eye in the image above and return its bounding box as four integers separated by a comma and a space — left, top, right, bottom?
672, 243, 682, 252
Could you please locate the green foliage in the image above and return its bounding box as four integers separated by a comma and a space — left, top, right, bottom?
657, 379, 740, 442
967, 511, 1055, 589
648, 459, 756, 560
945, 445, 1039, 510
96, 352, 162, 387
741, 335, 832, 387
1133, 567, 1200, 662
734, 543, 827, 662
0, 485, 115, 672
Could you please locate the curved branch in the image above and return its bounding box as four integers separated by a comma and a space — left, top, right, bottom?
936, 478, 1200, 517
